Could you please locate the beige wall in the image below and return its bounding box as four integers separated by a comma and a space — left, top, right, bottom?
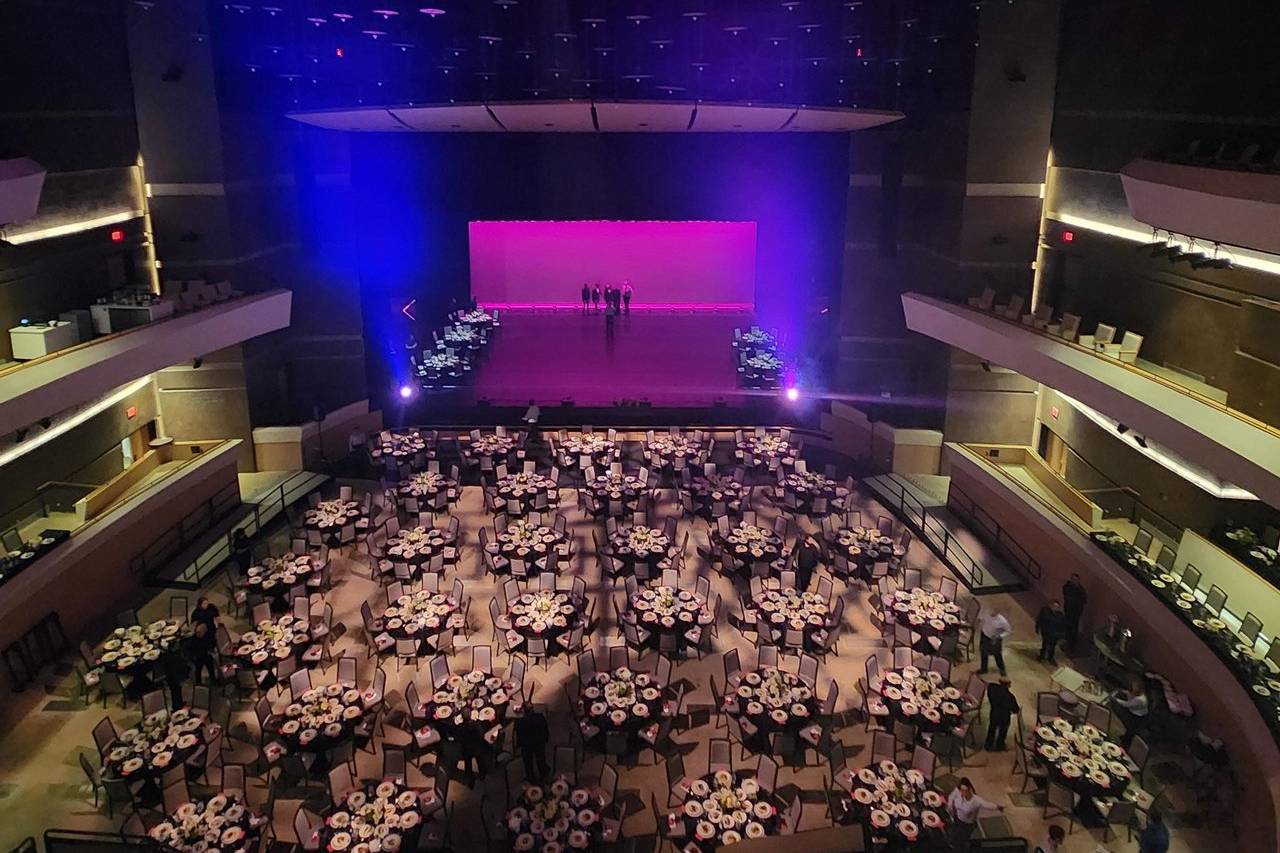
944, 350, 1039, 444
155, 345, 255, 471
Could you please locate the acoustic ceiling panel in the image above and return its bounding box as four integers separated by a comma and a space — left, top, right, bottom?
594, 101, 694, 132
487, 102, 596, 132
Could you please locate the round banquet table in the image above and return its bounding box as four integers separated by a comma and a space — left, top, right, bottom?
269, 684, 367, 757
457, 308, 498, 329
882, 588, 962, 654
827, 526, 900, 581
578, 667, 672, 752
716, 523, 784, 575
586, 473, 645, 514
421, 670, 517, 747
723, 666, 818, 747
505, 775, 608, 852
607, 525, 673, 577
491, 521, 570, 572
380, 526, 453, 574
839, 761, 950, 848
870, 666, 967, 736
382, 591, 463, 656
735, 434, 797, 469
371, 429, 431, 466
243, 554, 313, 610
1033, 717, 1133, 803
441, 323, 484, 351
559, 433, 617, 465
95, 619, 187, 687
493, 473, 557, 515
319, 779, 440, 853
147, 792, 265, 853
779, 471, 845, 513
669, 770, 782, 850
645, 435, 704, 467
103, 707, 210, 785
687, 475, 745, 519
231, 614, 314, 685
751, 588, 831, 651
415, 351, 464, 382
304, 499, 368, 539
506, 590, 584, 644
396, 471, 457, 511
626, 586, 710, 653
734, 328, 777, 351
462, 433, 517, 462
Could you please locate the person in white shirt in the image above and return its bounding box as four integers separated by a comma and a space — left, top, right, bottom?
946, 777, 1004, 845
978, 610, 1012, 676
1112, 679, 1151, 745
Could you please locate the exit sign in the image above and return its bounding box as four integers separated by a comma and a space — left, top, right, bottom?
126, 405, 137, 419
1049, 406, 1059, 419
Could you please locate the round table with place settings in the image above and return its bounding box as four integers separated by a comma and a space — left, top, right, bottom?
506, 776, 608, 853
723, 667, 818, 743
396, 471, 457, 510
882, 588, 962, 653
494, 472, 557, 514
381, 526, 452, 570
95, 619, 186, 679
646, 434, 704, 467
585, 472, 645, 510
827, 526, 900, 580
607, 525, 673, 576
371, 429, 430, 465
382, 590, 463, 655
578, 667, 672, 749
670, 770, 782, 850
627, 586, 710, 649
270, 684, 366, 755
751, 588, 831, 650
319, 780, 438, 853
463, 432, 517, 461
870, 666, 966, 736
493, 520, 570, 571
716, 523, 784, 574
102, 708, 209, 783
687, 475, 745, 518
779, 470, 845, 511
147, 793, 265, 853
243, 553, 313, 609
506, 590, 585, 643
560, 432, 616, 464
304, 499, 367, 535
1033, 716, 1132, 800
421, 671, 517, 749
736, 433, 797, 468
457, 308, 499, 329
231, 614, 313, 675
840, 760, 950, 848
442, 322, 484, 350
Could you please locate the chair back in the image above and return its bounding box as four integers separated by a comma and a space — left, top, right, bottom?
910, 745, 936, 781
870, 731, 896, 764
708, 738, 733, 773
289, 668, 312, 701
1036, 691, 1060, 720
798, 653, 819, 686
162, 779, 191, 814
430, 654, 450, 688
92, 716, 119, 755
472, 644, 493, 673
142, 689, 167, 716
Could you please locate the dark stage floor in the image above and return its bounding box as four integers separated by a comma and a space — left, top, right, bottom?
464, 309, 757, 407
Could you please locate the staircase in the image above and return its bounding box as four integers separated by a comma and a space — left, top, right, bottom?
863, 473, 1029, 594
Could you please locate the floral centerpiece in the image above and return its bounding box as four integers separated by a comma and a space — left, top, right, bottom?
726, 667, 815, 732
846, 760, 949, 844
873, 667, 965, 733
678, 771, 778, 849
276, 684, 365, 750
1033, 717, 1131, 794
425, 670, 513, 738
105, 708, 204, 778
322, 781, 429, 853
507, 776, 603, 852
98, 619, 182, 672
509, 591, 579, 637
630, 586, 705, 631
384, 591, 461, 639
148, 793, 263, 853
582, 668, 668, 734
235, 614, 310, 667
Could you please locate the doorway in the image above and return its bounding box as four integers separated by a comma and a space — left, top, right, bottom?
1038, 423, 1068, 477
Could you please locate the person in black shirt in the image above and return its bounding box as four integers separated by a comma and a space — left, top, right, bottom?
1035, 600, 1066, 665
230, 529, 252, 576
793, 536, 822, 592
160, 646, 190, 710
1061, 573, 1087, 652
192, 597, 220, 634
581, 283, 590, 312
984, 677, 1020, 751
591, 285, 601, 311
515, 707, 550, 783
188, 621, 218, 686
622, 282, 633, 313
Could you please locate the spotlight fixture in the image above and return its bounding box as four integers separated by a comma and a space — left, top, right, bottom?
785, 387, 799, 402
192, 357, 203, 369
39, 418, 51, 430
398, 384, 414, 399
1135, 435, 1149, 449
14, 428, 28, 443
1116, 423, 1129, 435
980, 361, 992, 373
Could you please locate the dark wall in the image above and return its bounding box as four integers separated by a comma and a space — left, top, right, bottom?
344, 131, 851, 403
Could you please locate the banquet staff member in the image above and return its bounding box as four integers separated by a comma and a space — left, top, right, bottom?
581, 283, 591, 311
1061, 573, 1087, 652
984, 677, 1019, 751
977, 609, 1012, 676
160, 645, 190, 710
514, 706, 551, 783
591, 284, 601, 311
1035, 600, 1066, 665
187, 621, 219, 686
793, 536, 822, 591
946, 778, 1004, 846
1112, 680, 1150, 745
230, 529, 253, 576
192, 597, 221, 634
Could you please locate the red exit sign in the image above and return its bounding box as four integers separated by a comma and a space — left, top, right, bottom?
126, 405, 137, 419
1049, 406, 1059, 419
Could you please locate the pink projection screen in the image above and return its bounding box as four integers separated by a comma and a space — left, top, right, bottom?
467, 220, 757, 308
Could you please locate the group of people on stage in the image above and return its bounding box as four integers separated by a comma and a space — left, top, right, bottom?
581, 281, 633, 314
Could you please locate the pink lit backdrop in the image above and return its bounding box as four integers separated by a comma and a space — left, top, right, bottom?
467, 220, 757, 307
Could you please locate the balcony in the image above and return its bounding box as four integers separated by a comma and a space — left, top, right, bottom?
901, 292, 1280, 507
0, 290, 292, 437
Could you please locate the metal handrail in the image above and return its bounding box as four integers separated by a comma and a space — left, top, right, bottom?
872, 475, 988, 589
43, 829, 147, 853
946, 483, 1044, 582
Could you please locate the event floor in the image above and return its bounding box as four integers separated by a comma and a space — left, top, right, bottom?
467, 310, 756, 407
0, 436, 1221, 852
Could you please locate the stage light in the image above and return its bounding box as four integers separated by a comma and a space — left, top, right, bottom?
786, 387, 799, 402
398, 384, 414, 399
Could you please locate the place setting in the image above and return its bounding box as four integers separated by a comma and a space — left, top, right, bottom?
370, 428, 432, 465
504, 589, 586, 651
686, 474, 746, 519
95, 618, 186, 679
268, 683, 367, 757
723, 666, 818, 747
304, 498, 367, 535
493, 472, 558, 514
668, 769, 782, 850
147, 792, 265, 853
751, 587, 832, 651
837, 760, 950, 847
102, 707, 209, 784
490, 519, 570, 572
626, 585, 711, 653
578, 666, 674, 751
882, 588, 962, 653
396, 470, 458, 511
243, 552, 313, 608
606, 524, 674, 576
645, 433, 704, 467
231, 613, 315, 682
869, 665, 967, 735
715, 521, 784, 575
319, 779, 441, 853
380, 525, 455, 573
506, 775, 608, 852
380, 589, 464, 655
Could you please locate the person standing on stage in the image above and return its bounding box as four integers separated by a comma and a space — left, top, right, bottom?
581, 283, 590, 312
622, 281, 633, 313
591, 284, 601, 312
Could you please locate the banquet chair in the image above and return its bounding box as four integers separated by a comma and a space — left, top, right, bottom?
797, 653, 819, 687
938, 576, 959, 601
1036, 692, 1061, 721
273, 657, 298, 697
525, 636, 549, 669
654, 655, 673, 689
1042, 782, 1079, 833
708, 738, 734, 774
252, 602, 272, 626
779, 570, 797, 590
892, 720, 917, 759
816, 575, 834, 604
168, 595, 189, 622
1086, 702, 1113, 735
928, 656, 951, 681
293, 804, 325, 850
1127, 735, 1150, 785
422, 572, 440, 593
870, 731, 897, 765
292, 596, 311, 621
876, 516, 895, 538
142, 689, 167, 716
864, 653, 882, 685
288, 669, 312, 701
783, 627, 806, 651
902, 567, 923, 589
387, 581, 405, 605
162, 778, 191, 814
395, 638, 419, 671
622, 622, 651, 654
471, 644, 493, 674
1240, 611, 1264, 648
537, 572, 556, 592
661, 567, 679, 588
893, 645, 915, 668
115, 608, 138, 628
1204, 584, 1227, 617
553, 745, 579, 782
594, 761, 619, 809
220, 764, 247, 801
757, 645, 779, 671
664, 752, 694, 807
570, 576, 586, 603
328, 762, 356, 807
1094, 797, 1138, 843
910, 746, 937, 782
92, 716, 120, 756
1179, 563, 1202, 593
576, 650, 596, 686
